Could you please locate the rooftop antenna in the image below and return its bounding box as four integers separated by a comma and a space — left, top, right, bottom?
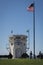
11, 30, 13, 34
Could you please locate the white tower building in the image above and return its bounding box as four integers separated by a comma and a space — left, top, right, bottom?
9, 35, 27, 58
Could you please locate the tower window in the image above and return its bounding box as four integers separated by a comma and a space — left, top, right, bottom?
11, 43, 13, 45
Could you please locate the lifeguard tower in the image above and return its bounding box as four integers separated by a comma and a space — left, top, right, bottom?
9, 35, 27, 58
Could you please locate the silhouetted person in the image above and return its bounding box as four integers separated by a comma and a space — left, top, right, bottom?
30, 51, 32, 59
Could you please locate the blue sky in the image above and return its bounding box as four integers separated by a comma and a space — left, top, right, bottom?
0, 0, 43, 55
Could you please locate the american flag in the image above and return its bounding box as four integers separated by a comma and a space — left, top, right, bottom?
27, 3, 34, 12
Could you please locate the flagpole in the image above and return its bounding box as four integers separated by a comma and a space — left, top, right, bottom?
27, 1, 35, 59
33, 1, 35, 59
